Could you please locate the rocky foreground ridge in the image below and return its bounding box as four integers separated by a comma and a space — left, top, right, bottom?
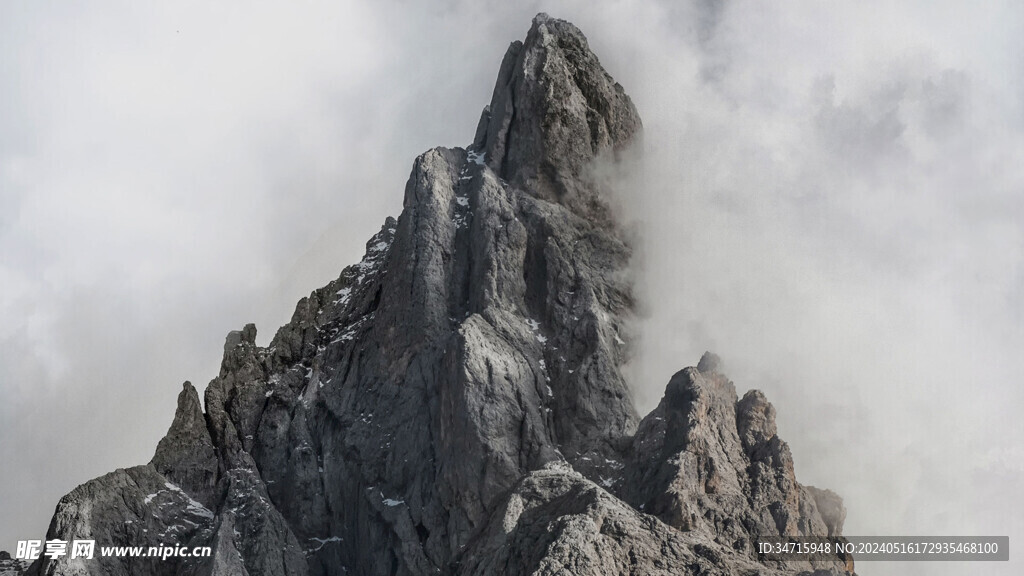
30, 14, 855, 576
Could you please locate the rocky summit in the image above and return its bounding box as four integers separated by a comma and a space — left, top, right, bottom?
28, 14, 855, 576
0, 551, 28, 576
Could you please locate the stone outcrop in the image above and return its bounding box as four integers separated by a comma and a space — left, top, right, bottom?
475, 15, 641, 217
620, 355, 850, 573
28, 14, 854, 576
151, 382, 218, 509
0, 551, 28, 576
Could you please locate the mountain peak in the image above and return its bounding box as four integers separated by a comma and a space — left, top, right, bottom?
474, 13, 641, 213
29, 16, 853, 576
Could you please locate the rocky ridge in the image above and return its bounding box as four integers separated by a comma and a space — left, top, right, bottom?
29, 14, 855, 576
0, 552, 28, 576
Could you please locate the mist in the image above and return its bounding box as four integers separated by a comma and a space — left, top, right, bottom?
2, 2, 1021, 574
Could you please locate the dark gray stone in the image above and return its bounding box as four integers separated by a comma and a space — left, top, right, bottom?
479, 13, 642, 219
151, 382, 218, 509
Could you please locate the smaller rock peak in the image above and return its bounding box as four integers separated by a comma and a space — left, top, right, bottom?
736, 389, 778, 450
223, 323, 257, 353
663, 366, 701, 409
170, 382, 204, 429
697, 351, 722, 374
151, 380, 218, 509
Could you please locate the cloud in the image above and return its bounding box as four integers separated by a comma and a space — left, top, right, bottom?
1, 2, 1021, 574
608, 3, 1024, 574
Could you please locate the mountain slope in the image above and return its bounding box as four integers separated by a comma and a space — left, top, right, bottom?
29, 14, 854, 576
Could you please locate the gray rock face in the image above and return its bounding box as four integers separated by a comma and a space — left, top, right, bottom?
151, 382, 218, 509
478, 13, 642, 218
621, 365, 852, 574
0, 551, 28, 576
30, 14, 854, 576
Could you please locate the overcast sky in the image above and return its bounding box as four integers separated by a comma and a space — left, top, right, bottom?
2, 2, 1022, 574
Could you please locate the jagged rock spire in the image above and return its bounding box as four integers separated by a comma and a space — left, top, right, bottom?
475, 13, 642, 213
150, 381, 218, 509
